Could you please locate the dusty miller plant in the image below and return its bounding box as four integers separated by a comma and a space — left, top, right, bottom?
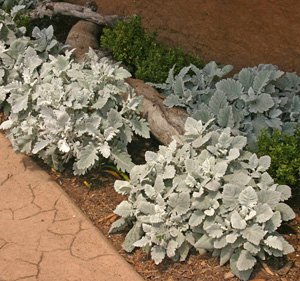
0, 47, 150, 174
110, 117, 295, 280
0, 9, 149, 174
1, 40, 149, 174
148, 63, 300, 149
0, 6, 64, 110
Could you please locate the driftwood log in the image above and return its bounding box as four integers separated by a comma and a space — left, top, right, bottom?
126, 78, 189, 145
30, 2, 125, 25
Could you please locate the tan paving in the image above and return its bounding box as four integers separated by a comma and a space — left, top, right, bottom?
0, 133, 144, 281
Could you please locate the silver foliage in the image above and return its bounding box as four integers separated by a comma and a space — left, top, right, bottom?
148, 63, 300, 150
110, 117, 294, 280
0, 12, 150, 174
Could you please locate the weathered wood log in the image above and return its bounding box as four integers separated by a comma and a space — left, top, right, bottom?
126, 78, 189, 146
30, 2, 125, 25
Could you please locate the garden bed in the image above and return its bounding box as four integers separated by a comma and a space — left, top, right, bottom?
1, 3, 300, 280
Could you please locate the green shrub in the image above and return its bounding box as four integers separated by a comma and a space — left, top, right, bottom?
101, 15, 154, 74
100, 16, 204, 83
256, 126, 300, 187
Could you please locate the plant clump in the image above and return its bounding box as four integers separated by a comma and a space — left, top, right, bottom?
110, 117, 295, 281
148, 63, 300, 150
100, 15, 204, 83
0, 10, 150, 175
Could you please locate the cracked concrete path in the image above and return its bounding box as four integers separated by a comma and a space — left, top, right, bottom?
0, 133, 144, 281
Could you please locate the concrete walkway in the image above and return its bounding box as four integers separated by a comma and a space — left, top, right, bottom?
0, 133, 144, 281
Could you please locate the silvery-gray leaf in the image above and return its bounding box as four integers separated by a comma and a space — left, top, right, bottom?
109, 217, 128, 234
163, 165, 176, 179
194, 234, 214, 250
122, 221, 143, 252
226, 232, 239, 244
168, 192, 190, 215
230, 249, 254, 281
231, 211, 247, 230
32, 138, 51, 154
167, 239, 178, 258
256, 155, 271, 172
236, 249, 257, 271
205, 180, 221, 192
227, 148, 240, 161
275, 203, 295, 221
265, 211, 282, 233
220, 245, 234, 265
189, 210, 205, 227
206, 223, 223, 238
244, 242, 260, 255
223, 172, 251, 186
216, 79, 243, 101
238, 186, 258, 208
242, 224, 265, 245
151, 245, 166, 264
276, 185, 292, 201
214, 236, 227, 249
255, 203, 273, 223
213, 161, 228, 178
264, 235, 283, 251
222, 184, 243, 211
114, 180, 132, 196
114, 201, 133, 218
